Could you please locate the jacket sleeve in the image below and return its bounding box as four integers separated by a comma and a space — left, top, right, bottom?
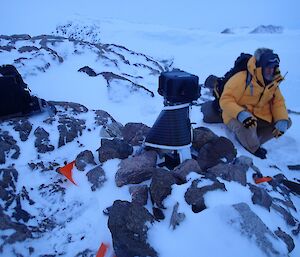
219, 72, 246, 119
271, 88, 289, 122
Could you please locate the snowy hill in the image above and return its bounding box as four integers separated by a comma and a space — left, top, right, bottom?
1, 1, 300, 256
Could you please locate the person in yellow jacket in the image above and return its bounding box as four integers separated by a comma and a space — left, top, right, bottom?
220, 48, 292, 159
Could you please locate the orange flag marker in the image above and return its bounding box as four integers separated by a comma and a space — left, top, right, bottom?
58, 160, 77, 185
254, 176, 272, 184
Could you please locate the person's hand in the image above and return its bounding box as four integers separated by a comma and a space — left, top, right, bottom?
242, 116, 257, 128
237, 111, 257, 129
272, 128, 284, 138
272, 120, 288, 138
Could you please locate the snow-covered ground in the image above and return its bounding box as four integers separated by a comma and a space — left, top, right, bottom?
1, 1, 300, 257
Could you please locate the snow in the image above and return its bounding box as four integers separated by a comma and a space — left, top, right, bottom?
1, 0, 300, 257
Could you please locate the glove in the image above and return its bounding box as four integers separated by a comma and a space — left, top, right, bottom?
272, 120, 288, 138
272, 128, 284, 138
243, 117, 257, 128
237, 111, 257, 128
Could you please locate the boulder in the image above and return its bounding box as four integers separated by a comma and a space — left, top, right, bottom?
197, 136, 236, 170
150, 168, 176, 208
108, 200, 157, 257
34, 127, 55, 153
232, 203, 288, 257
172, 159, 202, 184
0, 130, 20, 163
129, 185, 149, 206
86, 165, 106, 191
192, 126, 218, 150
98, 138, 133, 163
115, 151, 157, 187
122, 122, 151, 146
185, 179, 226, 213
10, 118, 32, 141
57, 116, 86, 147
75, 150, 96, 171
207, 161, 248, 186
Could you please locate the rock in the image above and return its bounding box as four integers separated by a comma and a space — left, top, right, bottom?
34, 127, 55, 153
150, 168, 176, 208
10, 118, 32, 141
18, 46, 39, 53
0, 206, 32, 246
271, 203, 297, 226
275, 228, 295, 253
75, 150, 96, 171
129, 185, 148, 206
185, 179, 226, 213
86, 165, 106, 191
78, 66, 98, 77
58, 115, 86, 147
115, 151, 157, 187
95, 110, 123, 138
98, 138, 133, 163
192, 126, 218, 150
50, 101, 88, 114
122, 122, 151, 146
0, 168, 18, 202
0, 130, 20, 163
287, 164, 300, 171
169, 202, 185, 230
27, 161, 60, 172
232, 203, 288, 257
172, 159, 202, 184
108, 200, 157, 257
249, 184, 273, 211
207, 161, 248, 186
197, 136, 236, 170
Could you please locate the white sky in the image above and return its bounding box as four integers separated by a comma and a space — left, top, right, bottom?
1, 0, 300, 35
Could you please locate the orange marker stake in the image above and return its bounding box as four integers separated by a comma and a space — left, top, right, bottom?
96, 243, 109, 257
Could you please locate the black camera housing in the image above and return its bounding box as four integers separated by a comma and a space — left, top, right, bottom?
158, 69, 200, 104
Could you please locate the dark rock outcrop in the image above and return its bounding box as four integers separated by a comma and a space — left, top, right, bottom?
185, 179, 226, 213
115, 151, 157, 187
172, 159, 202, 184
129, 185, 148, 206
108, 200, 157, 257
10, 118, 32, 141
86, 165, 106, 191
122, 122, 150, 146
150, 168, 176, 208
207, 159, 249, 186
0, 130, 20, 163
57, 115, 86, 147
232, 203, 286, 257
95, 110, 123, 138
34, 127, 55, 153
249, 184, 273, 211
78, 66, 98, 77
75, 150, 96, 171
192, 127, 219, 150
197, 136, 236, 170
98, 138, 133, 163
275, 228, 295, 253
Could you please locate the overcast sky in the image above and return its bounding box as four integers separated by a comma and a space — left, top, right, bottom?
1, 0, 300, 35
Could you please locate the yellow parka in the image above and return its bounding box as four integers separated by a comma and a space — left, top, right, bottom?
219, 56, 288, 124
